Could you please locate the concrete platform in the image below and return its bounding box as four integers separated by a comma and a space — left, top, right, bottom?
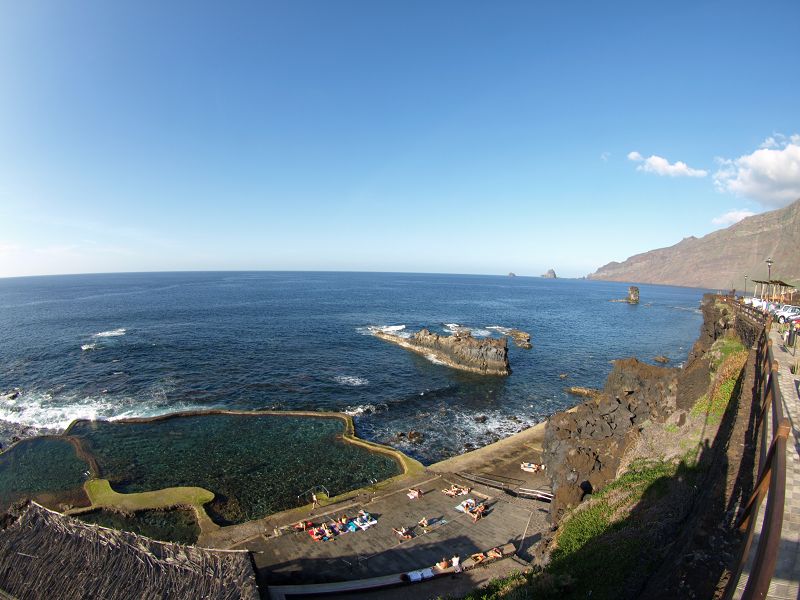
244, 473, 549, 588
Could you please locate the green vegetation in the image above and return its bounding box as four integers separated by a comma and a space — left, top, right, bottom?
709, 336, 746, 371
83, 478, 215, 511
691, 347, 748, 424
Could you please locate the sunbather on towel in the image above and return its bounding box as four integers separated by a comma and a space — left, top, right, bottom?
470, 503, 486, 522
470, 552, 486, 564
487, 547, 503, 559
392, 526, 413, 540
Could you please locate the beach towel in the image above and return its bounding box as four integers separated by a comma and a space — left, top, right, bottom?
455, 498, 477, 513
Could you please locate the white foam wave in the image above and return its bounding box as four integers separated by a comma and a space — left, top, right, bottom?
94, 328, 126, 338
81, 343, 97, 351
424, 353, 447, 366
486, 325, 513, 335
342, 404, 379, 416
471, 329, 491, 338
0, 390, 205, 432
334, 375, 369, 387
359, 324, 412, 339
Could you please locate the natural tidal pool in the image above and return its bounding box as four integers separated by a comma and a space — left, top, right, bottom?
0, 437, 89, 510
77, 508, 200, 544
67, 413, 402, 524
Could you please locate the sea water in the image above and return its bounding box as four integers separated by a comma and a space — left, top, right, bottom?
0, 271, 707, 463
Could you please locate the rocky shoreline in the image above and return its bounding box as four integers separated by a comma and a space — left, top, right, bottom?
373, 328, 511, 376
540, 293, 756, 522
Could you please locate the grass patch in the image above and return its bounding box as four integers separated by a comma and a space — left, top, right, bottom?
691, 348, 748, 424
664, 423, 679, 434
83, 478, 215, 511
709, 337, 746, 371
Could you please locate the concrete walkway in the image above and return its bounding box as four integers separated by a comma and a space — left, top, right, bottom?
734, 330, 800, 599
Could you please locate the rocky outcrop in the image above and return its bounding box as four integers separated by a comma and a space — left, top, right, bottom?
373, 329, 510, 376
543, 359, 678, 522
508, 272, 516, 277
542, 294, 741, 523
565, 386, 601, 398
610, 286, 640, 304
541, 269, 557, 279
507, 329, 532, 349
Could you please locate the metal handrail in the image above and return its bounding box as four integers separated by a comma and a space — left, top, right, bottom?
724, 302, 790, 599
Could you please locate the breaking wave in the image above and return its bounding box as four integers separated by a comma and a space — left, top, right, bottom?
94, 328, 127, 338
81, 343, 97, 351
0, 390, 204, 432
358, 324, 412, 339
342, 403, 386, 416
334, 375, 369, 387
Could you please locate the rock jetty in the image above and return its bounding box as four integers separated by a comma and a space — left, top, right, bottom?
373, 328, 510, 376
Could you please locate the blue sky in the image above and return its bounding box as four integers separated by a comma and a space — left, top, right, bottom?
1, 1, 799, 278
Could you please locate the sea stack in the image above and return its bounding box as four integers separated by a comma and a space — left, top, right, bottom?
628, 286, 640, 304
542, 269, 557, 279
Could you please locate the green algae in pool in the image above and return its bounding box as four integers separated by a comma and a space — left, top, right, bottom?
68, 414, 401, 524
0, 437, 90, 510
77, 508, 200, 544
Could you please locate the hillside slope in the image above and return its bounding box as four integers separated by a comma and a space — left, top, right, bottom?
589, 199, 800, 289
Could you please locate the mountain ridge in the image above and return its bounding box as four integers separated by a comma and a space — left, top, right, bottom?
588, 199, 800, 289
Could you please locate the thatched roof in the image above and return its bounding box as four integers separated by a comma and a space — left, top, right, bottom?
0, 502, 259, 600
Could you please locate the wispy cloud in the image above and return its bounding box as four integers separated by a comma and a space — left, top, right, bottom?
627, 151, 707, 177
711, 209, 755, 226
714, 134, 800, 207
600, 151, 610, 162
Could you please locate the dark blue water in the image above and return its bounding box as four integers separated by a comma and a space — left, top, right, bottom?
0, 272, 706, 463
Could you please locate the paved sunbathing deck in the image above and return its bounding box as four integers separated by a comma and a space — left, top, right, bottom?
734, 329, 800, 599
243, 473, 549, 587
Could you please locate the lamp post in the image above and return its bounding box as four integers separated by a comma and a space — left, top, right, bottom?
766, 257, 774, 300
744, 274, 748, 296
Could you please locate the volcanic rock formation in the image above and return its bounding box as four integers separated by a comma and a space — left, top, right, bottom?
372, 328, 510, 376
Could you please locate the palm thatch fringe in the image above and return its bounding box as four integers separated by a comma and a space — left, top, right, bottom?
0, 502, 258, 600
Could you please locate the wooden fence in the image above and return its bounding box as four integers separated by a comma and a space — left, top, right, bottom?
724, 299, 790, 599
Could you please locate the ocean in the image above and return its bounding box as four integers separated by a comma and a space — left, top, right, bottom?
0, 271, 707, 464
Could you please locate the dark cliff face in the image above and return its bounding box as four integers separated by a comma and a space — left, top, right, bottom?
542, 295, 738, 523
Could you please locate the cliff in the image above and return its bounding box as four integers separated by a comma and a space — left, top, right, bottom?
373, 329, 510, 376
588, 198, 800, 289
542, 295, 741, 522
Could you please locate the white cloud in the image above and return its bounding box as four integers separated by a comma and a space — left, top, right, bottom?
627, 151, 707, 177
714, 134, 800, 207
711, 209, 756, 226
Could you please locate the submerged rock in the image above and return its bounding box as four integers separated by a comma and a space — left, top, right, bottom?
654, 355, 670, 364
372, 328, 510, 376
